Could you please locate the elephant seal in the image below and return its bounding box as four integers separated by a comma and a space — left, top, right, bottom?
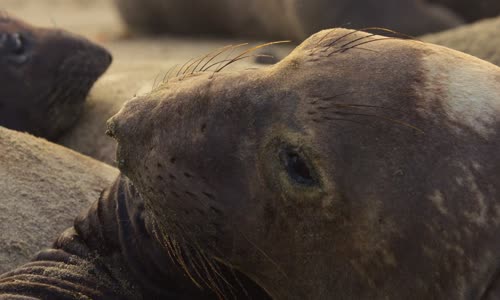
421, 16, 500, 66
0, 13, 112, 140
429, 0, 500, 22
114, 0, 463, 39
2, 28, 500, 299
0, 126, 119, 274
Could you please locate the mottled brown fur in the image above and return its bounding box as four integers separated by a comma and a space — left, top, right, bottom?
109, 29, 500, 299
1, 28, 499, 299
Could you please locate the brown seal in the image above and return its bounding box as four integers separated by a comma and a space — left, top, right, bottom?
114, 0, 463, 39
0, 126, 119, 273
0, 13, 112, 140
421, 15, 500, 66
1, 28, 499, 299
429, 0, 500, 22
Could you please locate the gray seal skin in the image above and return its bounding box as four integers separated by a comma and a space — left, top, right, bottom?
421, 16, 500, 67
114, 0, 463, 39
0, 13, 112, 140
1, 28, 500, 299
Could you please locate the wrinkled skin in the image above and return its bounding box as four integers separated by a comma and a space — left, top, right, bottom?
0, 13, 112, 140
115, 0, 463, 39
109, 28, 500, 299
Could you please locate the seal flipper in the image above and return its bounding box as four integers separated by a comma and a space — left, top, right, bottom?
0, 175, 211, 299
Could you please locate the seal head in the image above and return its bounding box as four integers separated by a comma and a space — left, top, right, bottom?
109, 29, 500, 299
0, 14, 112, 140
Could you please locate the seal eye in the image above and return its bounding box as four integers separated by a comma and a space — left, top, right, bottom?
0, 33, 28, 63
9, 33, 25, 56
281, 149, 316, 186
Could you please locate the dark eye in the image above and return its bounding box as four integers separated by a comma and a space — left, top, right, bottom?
9, 33, 25, 56
281, 149, 317, 186
1, 33, 28, 64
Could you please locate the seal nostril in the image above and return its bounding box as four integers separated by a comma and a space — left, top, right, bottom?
105, 129, 114, 138
170, 157, 176, 164
106, 119, 117, 138
200, 123, 207, 132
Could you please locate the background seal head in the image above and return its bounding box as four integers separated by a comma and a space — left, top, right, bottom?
0, 13, 112, 140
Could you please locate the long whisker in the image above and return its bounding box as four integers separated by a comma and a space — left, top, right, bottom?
311, 117, 367, 126
162, 64, 179, 84
236, 228, 289, 280
330, 103, 404, 113
176, 57, 195, 78
202, 54, 273, 73
329, 111, 424, 133
182, 55, 207, 77
200, 43, 248, 72
193, 245, 234, 300
151, 71, 163, 91
190, 45, 234, 75
322, 27, 412, 53
332, 37, 396, 55
215, 41, 291, 73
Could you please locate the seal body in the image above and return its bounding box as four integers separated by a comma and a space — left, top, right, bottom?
0, 126, 118, 273
0, 13, 112, 140
429, 0, 500, 22
421, 16, 500, 66
0, 174, 269, 299
108, 28, 500, 299
2, 28, 500, 299
115, 0, 463, 39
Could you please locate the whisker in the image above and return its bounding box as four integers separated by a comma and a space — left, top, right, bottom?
182, 55, 207, 77
312, 28, 338, 52
190, 45, 234, 75
215, 41, 291, 73
332, 103, 404, 113
162, 64, 178, 84
321, 27, 412, 53
151, 71, 163, 91
200, 43, 248, 72
329, 111, 424, 133
337, 33, 377, 49
321, 28, 365, 52
313, 117, 366, 126
236, 228, 289, 280
202, 54, 272, 73
193, 245, 233, 300
176, 57, 195, 78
